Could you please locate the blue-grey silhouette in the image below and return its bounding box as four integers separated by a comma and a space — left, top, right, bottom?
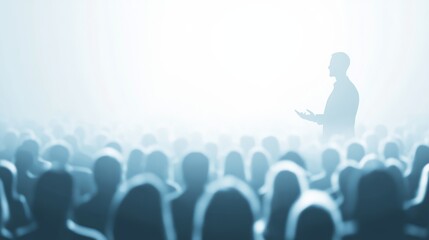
0, 160, 31, 235
171, 152, 209, 240
74, 155, 122, 234
249, 151, 269, 194
0, 180, 13, 239
286, 191, 342, 240
126, 149, 145, 180
193, 177, 259, 240
17, 170, 105, 240
296, 52, 359, 140
108, 174, 175, 240
311, 148, 341, 191
223, 151, 246, 181
263, 162, 308, 240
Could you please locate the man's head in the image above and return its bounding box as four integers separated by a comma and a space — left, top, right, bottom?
329, 52, 350, 77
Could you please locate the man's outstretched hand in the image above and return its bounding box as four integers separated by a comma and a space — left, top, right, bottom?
295, 109, 317, 122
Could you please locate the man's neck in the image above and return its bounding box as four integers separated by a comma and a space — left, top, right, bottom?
335, 75, 348, 82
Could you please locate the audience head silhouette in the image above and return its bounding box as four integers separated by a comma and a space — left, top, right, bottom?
146, 151, 169, 181
347, 142, 365, 162
322, 148, 341, 175
263, 162, 308, 240
287, 190, 342, 240
126, 149, 145, 179
223, 151, 246, 181
193, 177, 259, 240
109, 174, 174, 240
94, 155, 122, 194
182, 152, 209, 191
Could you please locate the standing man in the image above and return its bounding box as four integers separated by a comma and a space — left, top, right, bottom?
296, 52, 359, 141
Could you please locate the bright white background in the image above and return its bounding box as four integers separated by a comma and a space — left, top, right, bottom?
0, 0, 428, 135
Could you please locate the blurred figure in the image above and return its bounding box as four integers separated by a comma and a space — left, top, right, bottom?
0, 181, 13, 239
262, 162, 308, 240
17, 170, 105, 240
347, 142, 365, 162
45, 143, 95, 199
64, 134, 92, 168
279, 151, 307, 170
240, 136, 256, 157
19, 139, 51, 176
346, 170, 405, 240
14, 150, 36, 206
335, 165, 361, 221
109, 174, 175, 240
262, 136, 280, 160
407, 145, 429, 199
296, 52, 359, 141
75, 155, 122, 233
223, 151, 246, 181
311, 148, 341, 191
0, 160, 31, 234
365, 133, 380, 155
193, 177, 259, 240
0, 130, 19, 161
286, 191, 342, 240
383, 141, 407, 170
141, 134, 158, 148
406, 164, 429, 228
146, 151, 180, 193
172, 152, 209, 240
249, 151, 270, 194
126, 148, 145, 180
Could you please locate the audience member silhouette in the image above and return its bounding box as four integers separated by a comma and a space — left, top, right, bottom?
336, 165, 361, 221
146, 151, 179, 193
311, 148, 341, 190
365, 133, 380, 155
386, 160, 408, 201
172, 152, 209, 240
296, 52, 359, 141
193, 177, 259, 240
249, 151, 269, 194
407, 145, 429, 199
263, 162, 308, 240
19, 139, 50, 176
141, 134, 158, 148
126, 148, 145, 180
46, 143, 95, 200
223, 151, 246, 181
279, 151, 307, 170
0, 130, 19, 161
109, 174, 175, 240
0, 160, 31, 235
347, 142, 365, 162
14, 150, 36, 206
286, 191, 342, 240
348, 170, 405, 240
262, 136, 280, 160
0, 181, 13, 239
406, 164, 429, 228
383, 141, 406, 168
17, 170, 105, 240
64, 134, 92, 168
240, 136, 256, 157
75, 155, 122, 234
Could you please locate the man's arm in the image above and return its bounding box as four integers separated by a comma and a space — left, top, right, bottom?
295, 110, 324, 124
